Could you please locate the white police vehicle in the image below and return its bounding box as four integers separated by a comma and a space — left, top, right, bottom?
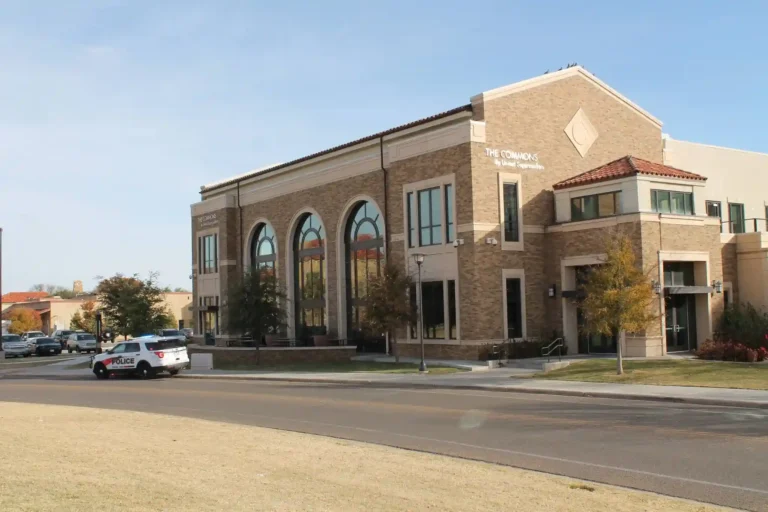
90, 337, 189, 380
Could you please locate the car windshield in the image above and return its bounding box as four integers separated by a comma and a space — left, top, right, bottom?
60, 331, 73, 336
36, 338, 56, 344
2, 335, 21, 342
162, 330, 182, 336
29, 332, 44, 337
77, 335, 96, 341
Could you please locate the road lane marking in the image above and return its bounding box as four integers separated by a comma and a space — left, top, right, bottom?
2, 383, 768, 447
107, 400, 768, 499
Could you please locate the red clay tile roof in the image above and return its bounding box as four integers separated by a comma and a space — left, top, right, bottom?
1, 291, 49, 303
553, 156, 707, 190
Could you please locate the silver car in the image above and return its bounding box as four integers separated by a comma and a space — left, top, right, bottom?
21, 331, 46, 351
2, 334, 32, 358
67, 333, 98, 353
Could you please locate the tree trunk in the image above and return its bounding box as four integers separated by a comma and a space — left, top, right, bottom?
392, 332, 399, 363
616, 330, 625, 375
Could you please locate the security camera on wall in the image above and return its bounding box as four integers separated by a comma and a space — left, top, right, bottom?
452, 239, 465, 248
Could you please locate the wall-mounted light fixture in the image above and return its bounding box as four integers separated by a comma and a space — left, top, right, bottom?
548, 284, 557, 298
452, 239, 465, 248
651, 280, 662, 295
712, 280, 723, 294
485, 237, 498, 246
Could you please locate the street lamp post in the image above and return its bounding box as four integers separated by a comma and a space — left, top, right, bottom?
412, 253, 427, 373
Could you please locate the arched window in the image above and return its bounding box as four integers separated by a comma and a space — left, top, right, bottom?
345, 201, 385, 338
250, 223, 276, 270
294, 213, 326, 338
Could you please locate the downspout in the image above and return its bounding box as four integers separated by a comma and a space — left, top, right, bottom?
380, 136, 389, 259
380, 135, 390, 355
238, 181, 244, 279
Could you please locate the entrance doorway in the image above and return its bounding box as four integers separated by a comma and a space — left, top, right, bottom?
665, 294, 698, 352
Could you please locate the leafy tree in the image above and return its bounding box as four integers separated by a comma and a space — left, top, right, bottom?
580, 234, 657, 375
226, 268, 286, 344
2, 308, 42, 334
29, 284, 76, 299
70, 301, 98, 333
96, 273, 172, 339
165, 311, 178, 329
173, 287, 190, 293
363, 262, 415, 363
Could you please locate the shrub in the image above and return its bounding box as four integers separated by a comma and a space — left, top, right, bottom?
719, 303, 768, 349
696, 340, 725, 360
696, 340, 767, 363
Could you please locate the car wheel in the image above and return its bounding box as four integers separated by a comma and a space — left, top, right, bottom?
93, 363, 109, 380
136, 362, 156, 380
76, 347, 81, 354
23, 354, 30, 358
168, 369, 180, 377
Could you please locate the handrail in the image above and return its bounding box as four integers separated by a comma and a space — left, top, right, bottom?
721, 218, 768, 234
541, 338, 564, 362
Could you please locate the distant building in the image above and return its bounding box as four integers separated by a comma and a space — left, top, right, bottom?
73, 280, 84, 294
1, 291, 49, 312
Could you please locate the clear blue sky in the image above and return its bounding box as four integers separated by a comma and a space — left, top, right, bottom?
1, 0, 766, 293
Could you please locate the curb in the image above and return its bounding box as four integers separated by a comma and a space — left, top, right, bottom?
175, 374, 768, 409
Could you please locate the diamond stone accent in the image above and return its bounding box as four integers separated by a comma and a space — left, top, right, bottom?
564, 108, 598, 157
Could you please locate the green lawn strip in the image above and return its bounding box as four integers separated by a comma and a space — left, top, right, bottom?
533, 359, 768, 390
64, 361, 93, 370
213, 360, 463, 375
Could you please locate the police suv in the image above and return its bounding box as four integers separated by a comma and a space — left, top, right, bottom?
90, 337, 189, 379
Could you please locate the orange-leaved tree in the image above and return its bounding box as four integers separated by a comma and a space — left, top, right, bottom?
3, 308, 43, 334
580, 234, 657, 375
364, 262, 416, 363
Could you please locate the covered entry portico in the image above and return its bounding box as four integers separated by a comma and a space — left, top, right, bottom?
657, 251, 715, 354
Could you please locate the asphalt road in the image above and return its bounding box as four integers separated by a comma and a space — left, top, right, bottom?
1, 377, 767, 511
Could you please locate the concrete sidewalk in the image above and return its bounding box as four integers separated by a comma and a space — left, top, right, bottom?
177, 367, 768, 409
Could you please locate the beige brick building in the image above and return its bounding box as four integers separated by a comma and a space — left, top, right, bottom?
190, 66, 767, 359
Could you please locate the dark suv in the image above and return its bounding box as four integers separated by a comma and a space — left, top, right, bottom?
51, 330, 74, 350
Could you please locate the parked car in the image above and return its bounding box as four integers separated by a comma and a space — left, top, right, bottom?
2, 334, 32, 358
181, 328, 194, 340
51, 330, 74, 350
67, 332, 98, 353
156, 329, 187, 345
21, 331, 47, 350
34, 337, 62, 356
90, 337, 189, 379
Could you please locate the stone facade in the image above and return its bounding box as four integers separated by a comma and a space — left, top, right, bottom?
191, 67, 739, 360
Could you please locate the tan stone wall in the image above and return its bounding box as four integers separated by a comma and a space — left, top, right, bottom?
461, 74, 662, 342
721, 241, 738, 298
472, 75, 663, 227
188, 346, 356, 366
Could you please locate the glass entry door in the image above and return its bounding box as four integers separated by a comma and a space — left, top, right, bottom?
665, 295, 697, 352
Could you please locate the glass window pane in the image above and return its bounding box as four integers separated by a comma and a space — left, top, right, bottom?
420, 227, 431, 246
418, 190, 430, 230
671, 192, 686, 214
658, 191, 671, 213
598, 193, 615, 217
614, 192, 622, 214
430, 188, 441, 228
571, 198, 582, 221
684, 193, 693, 215
651, 190, 658, 211
445, 184, 454, 243
583, 196, 598, 219
448, 280, 456, 339
407, 192, 415, 248
506, 278, 523, 338
431, 226, 442, 245
422, 282, 445, 340
504, 183, 519, 240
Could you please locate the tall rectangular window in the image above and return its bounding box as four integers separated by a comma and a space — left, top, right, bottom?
651, 190, 693, 215
418, 187, 442, 246
448, 280, 456, 339
406, 192, 415, 248
706, 201, 722, 232
503, 183, 519, 242
421, 281, 445, 339
444, 184, 454, 243
200, 234, 218, 274
729, 203, 745, 233
505, 278, 523, 339
571, 191, 621, 221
